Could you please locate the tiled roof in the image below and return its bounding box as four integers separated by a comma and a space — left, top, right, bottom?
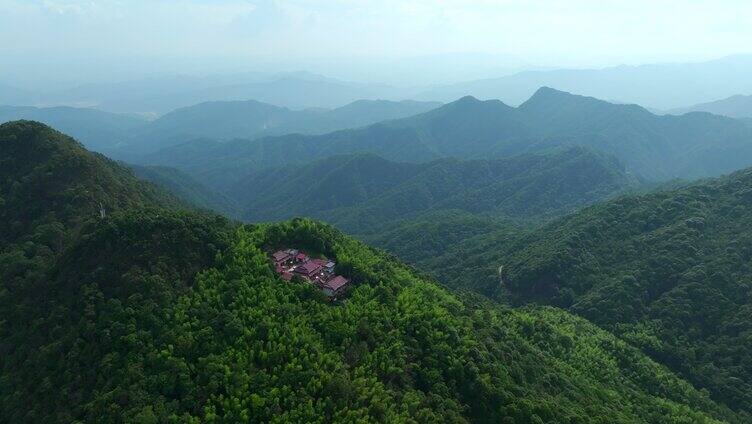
295, 261, 322, 274
324, 275, 348, 291
272, 251, 290, 261
310, 258, 328, 267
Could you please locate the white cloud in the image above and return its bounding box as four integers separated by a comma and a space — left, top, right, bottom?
0, 0, 751, 85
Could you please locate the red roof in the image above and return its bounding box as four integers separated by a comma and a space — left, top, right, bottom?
295, 261, 322, 275
281, 272, 293, 281
310, 258, 327, 267
272, 251, 290, 262
324, 275, 348, 291
296, 252, 309, 261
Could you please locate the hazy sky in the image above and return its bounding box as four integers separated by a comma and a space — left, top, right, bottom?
2, 0, 751, 87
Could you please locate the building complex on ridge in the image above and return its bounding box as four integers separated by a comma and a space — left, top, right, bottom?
271, 249, 349, 298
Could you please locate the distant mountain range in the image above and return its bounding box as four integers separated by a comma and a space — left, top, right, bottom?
6, 55, 752, 114
418, 55, 752, 110
668, 94, 752, 118
139, 87, 752, 186
3, 72, 405, 114
123, 99, 441, 154
0, 105, 147, 152
0, 99, 441, 155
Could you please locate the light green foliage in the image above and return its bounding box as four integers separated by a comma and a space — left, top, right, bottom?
2, 216, 742, 422
421, 167, 752, 417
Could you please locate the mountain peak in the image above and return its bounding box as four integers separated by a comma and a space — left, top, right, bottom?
442, 95, 511, 112
519, 86, 617, 113
456, 95, 482, 103
526, 86, 577, 103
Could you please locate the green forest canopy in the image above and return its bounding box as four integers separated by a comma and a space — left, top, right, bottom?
395, 165, 752, 416
1, 120, 748, 422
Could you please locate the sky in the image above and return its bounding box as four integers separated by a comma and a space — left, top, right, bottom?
1, 0, 752, 88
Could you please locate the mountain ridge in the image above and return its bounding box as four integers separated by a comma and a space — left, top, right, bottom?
416, 54, 752, 109
139, 87, 752, 185
669, 94, 752, 118
398, 163, 752, 416
226, 147, 638, 233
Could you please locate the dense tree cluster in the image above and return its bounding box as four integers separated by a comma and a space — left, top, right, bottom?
406, 167, 752, 418
1, 216, 742, 423
228, 147, 635, 234
131, 164, 241, 219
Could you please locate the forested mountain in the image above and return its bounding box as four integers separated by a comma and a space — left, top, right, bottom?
130, 164, 241, 218
0, 105, 147, 151
417, 54, 752, 110
515, 88, 752, 179
122, 99, 440, 154
1, 121, 745, 422
229, 147, 637, 232
399, 165, 752, 417
0, 120, 180, 250
362, 209, 516, 265
137, 95, 527, 188
668, 94, 752, 118
140, 88, 752, 185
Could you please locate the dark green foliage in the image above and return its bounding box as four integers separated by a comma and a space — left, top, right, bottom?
0, 120, 180, 247
130, 164, 241, 218
1, 216, 742, 422
233, 153, 420, 223
0, 209, 233, 423
232, 147, 637, 233
428, 167, 752, 416
361, 209, 513, 265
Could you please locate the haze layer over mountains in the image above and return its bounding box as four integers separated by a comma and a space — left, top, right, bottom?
4, 55, 752, 114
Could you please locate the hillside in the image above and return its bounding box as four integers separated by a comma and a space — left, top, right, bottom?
0, 120, 188, 308
668, 94, 752, 119
230, 147, 638, 232
130, 164, 241, 218
122, 99, 440, 155
0, 120, 179, 248
516, 87, 752, 179
361, 209, 516, 265
414, 166, 752, 416
0, 105, 147, 152
140, 88, 752, 185
0, 123, 745, 422
1, 214, 743, 423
